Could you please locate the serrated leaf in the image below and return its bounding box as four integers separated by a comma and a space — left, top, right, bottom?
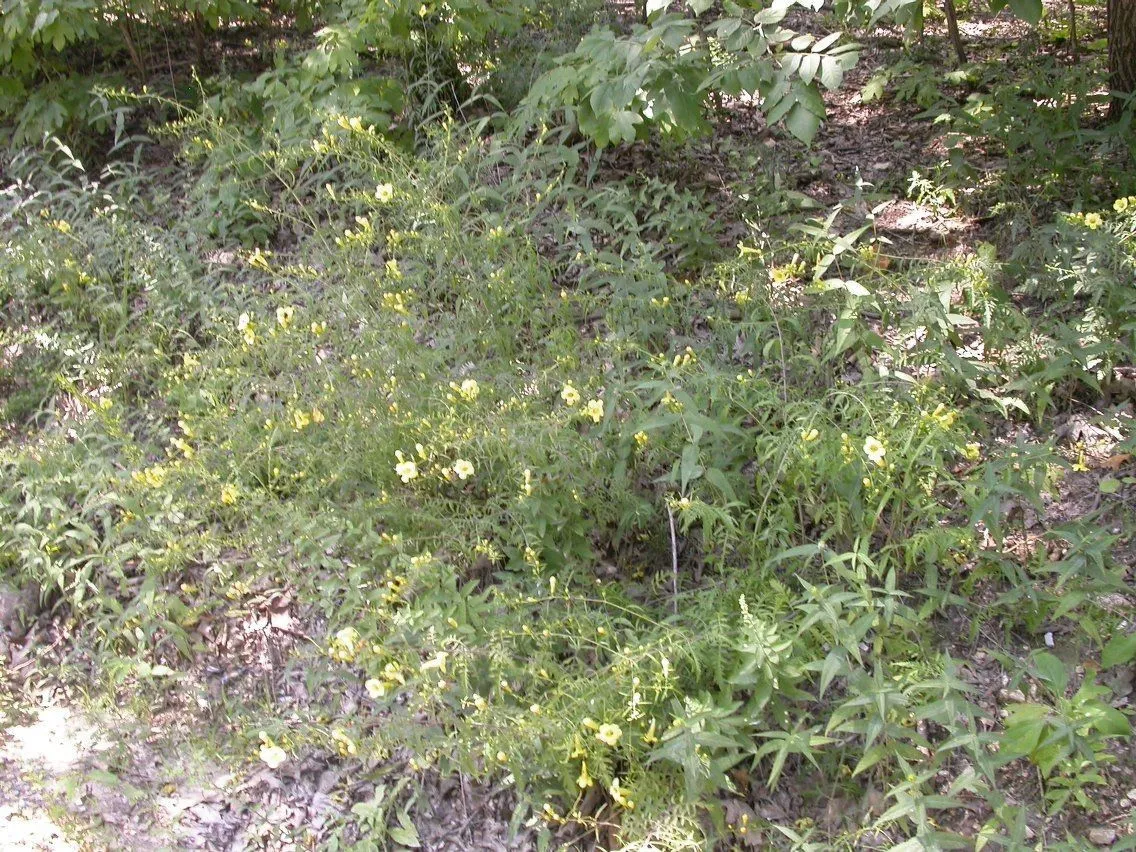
861, 74, 887, 103
608, 109, 643, 145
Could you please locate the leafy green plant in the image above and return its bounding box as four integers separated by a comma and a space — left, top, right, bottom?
523, 0, 859, 145
1000, 652, 1130, 812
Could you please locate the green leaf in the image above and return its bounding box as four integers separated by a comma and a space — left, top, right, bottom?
812, 31, 842, 52
1033, 651, 1069, 695
819, 56, 845, 91
703, 467, 736, 501
783, 101, 821, 143
818, 649, 846, 698
608, 109, 643, 145
798, 54, 820, 86
389, 814, 421, 848
1094, 706, 1131, 737
679, 443, 703, 491
647, 0, 672, 18
861, 74, 887, 103
999, 710, 1047, 759
663, 83, 705, 132
1098, 478, 1120, 494
1007, 0, 1043, 24
1102, 633, 1136, 669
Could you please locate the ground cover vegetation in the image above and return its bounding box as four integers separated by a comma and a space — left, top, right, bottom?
2, 0, 1136, 848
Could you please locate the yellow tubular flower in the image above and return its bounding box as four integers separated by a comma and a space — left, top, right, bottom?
576, 760, 593, 789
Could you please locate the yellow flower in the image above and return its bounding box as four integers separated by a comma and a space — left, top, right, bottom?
248, 248, 271, 270
576, 760, 593, 789
311, 407, 325, 424
220, 484, 240, 505
609, 778, 634, 809
329, 627, 360, 663
311, 321, 326, 335
496, 751, 508, 763
459, 379, 480, 400
332, 730, 357, 756
561, 384, 581, 406
863, 436, 886, 467
963, 443, 981, 461
584, 399, 604, 423
276, 305, 295, 329
633, 430, 648, 449
395, 452, 419, 483
1085, 212, 1103, 230
453, 459, 475, 480
596, 723, 623, 747
376, 183, 395, 203
365, 678, 386, 699
800, 428, 819, 443
259, 743, 287, 769
132, 465, 168, 489
1115, 197, 1130, 213
291, 408, 311, 431
641, 719, 658, 745
928, 403, 957, 429
237, 312, 257, 345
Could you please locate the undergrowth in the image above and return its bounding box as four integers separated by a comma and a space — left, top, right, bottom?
1, 105, 1135, 848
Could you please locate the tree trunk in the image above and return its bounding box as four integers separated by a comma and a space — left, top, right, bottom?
1068, 0, 1079, 64
943, 0, 967, 65
1109, 0, 1136, 116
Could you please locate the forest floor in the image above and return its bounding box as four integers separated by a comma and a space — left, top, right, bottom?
3, 0, 1136, 849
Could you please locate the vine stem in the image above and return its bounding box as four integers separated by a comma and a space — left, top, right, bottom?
667, 501, 679, 615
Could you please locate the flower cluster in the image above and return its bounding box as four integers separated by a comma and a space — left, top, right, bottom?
328, 627, 361, 663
